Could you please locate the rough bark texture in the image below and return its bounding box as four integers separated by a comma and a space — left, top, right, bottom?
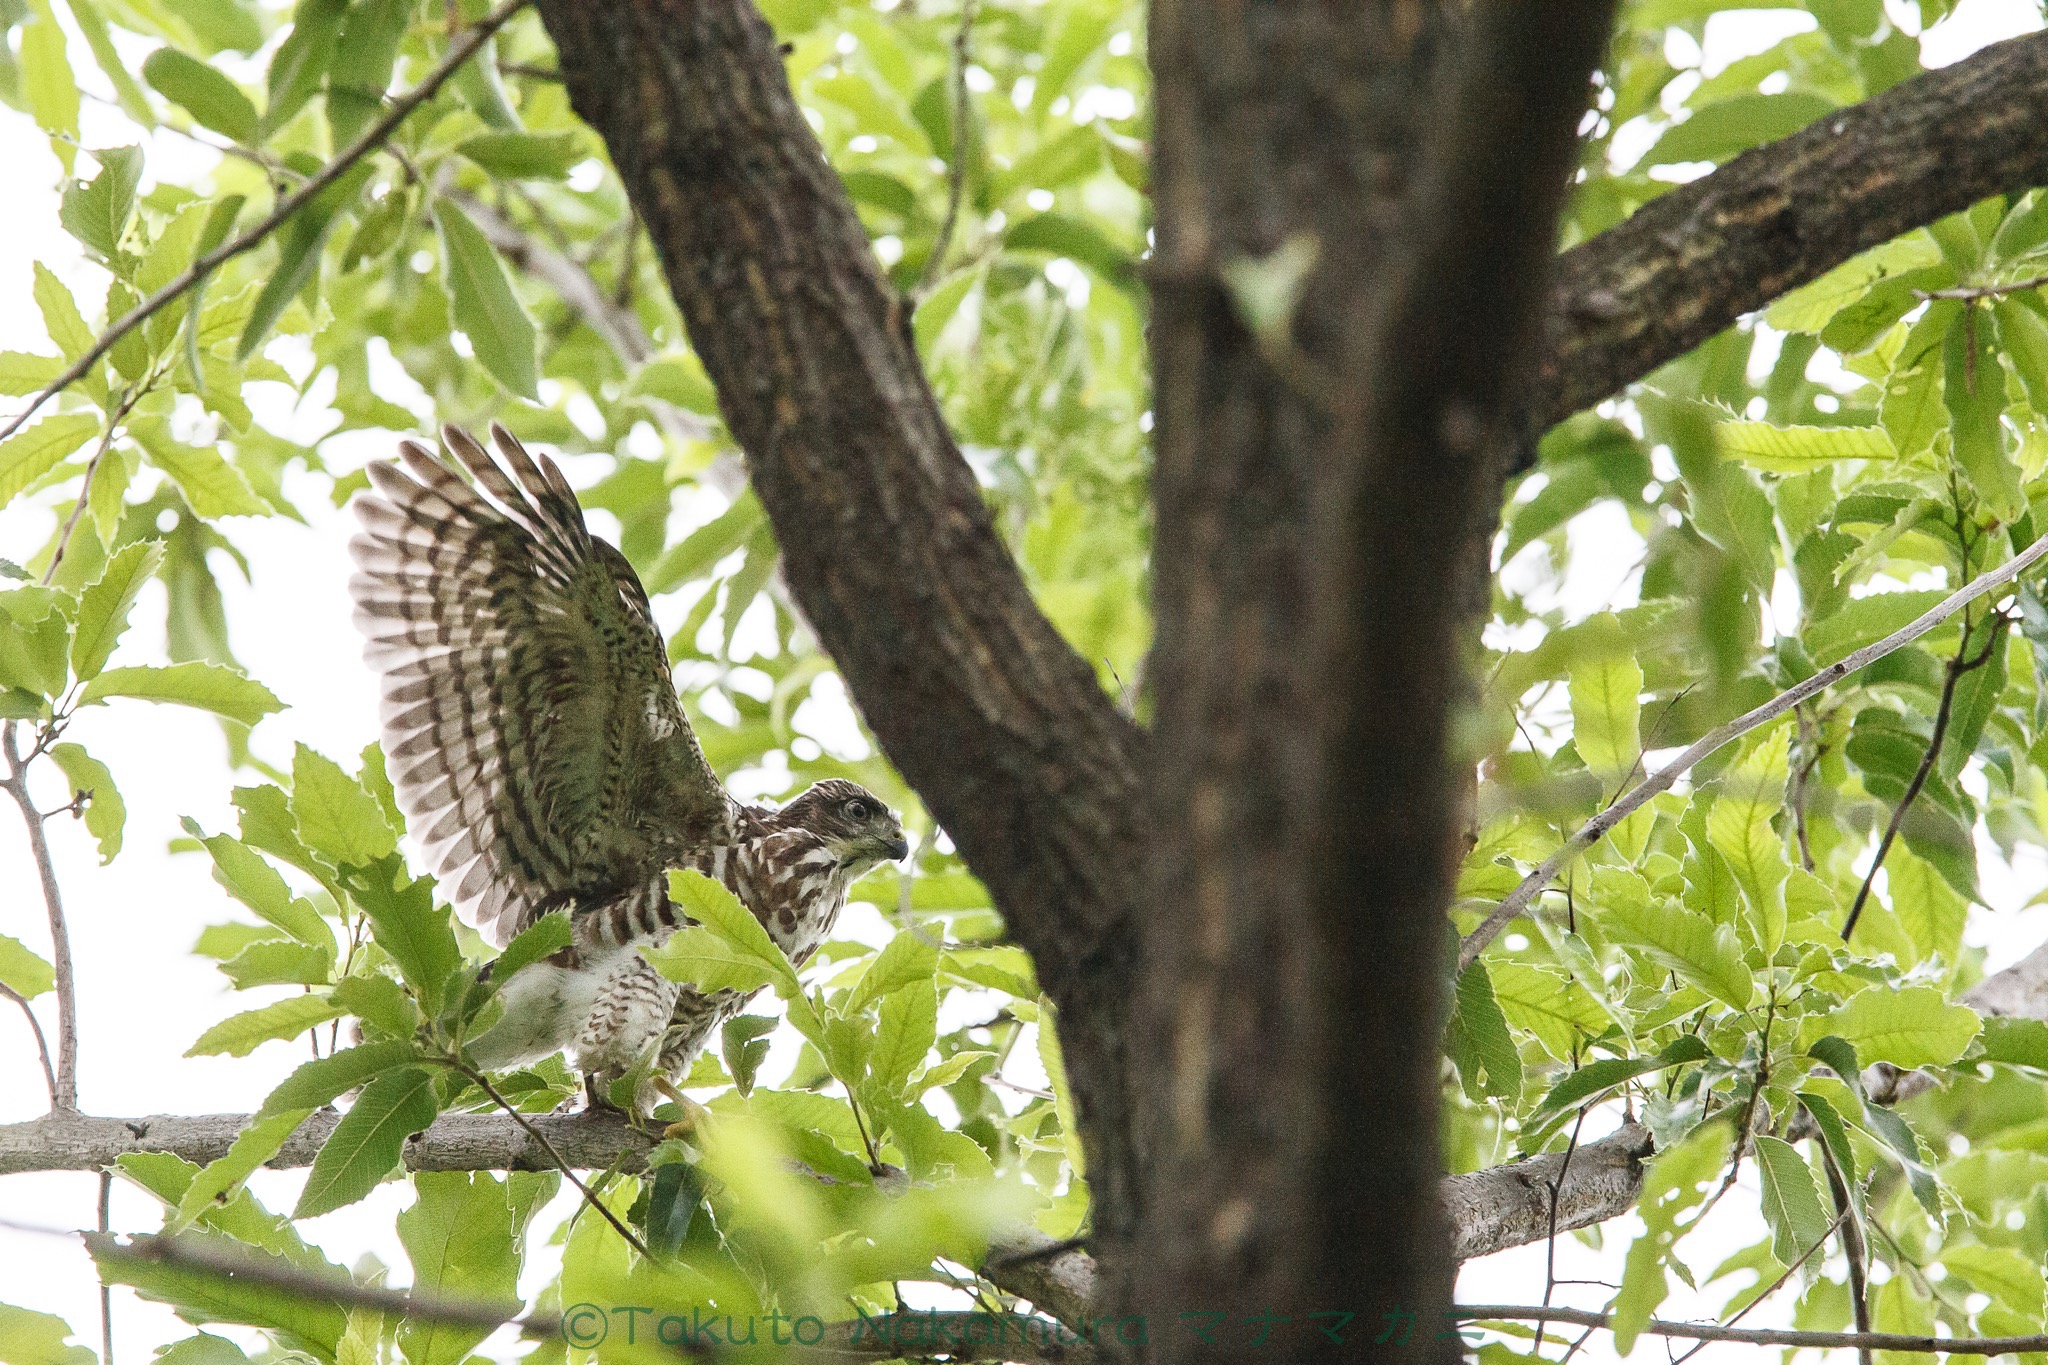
1141, 3, 1612, 1359
1441, 1124, 1652, 1262
533, 0, 1149, 1243
1536, 27, 2048, 437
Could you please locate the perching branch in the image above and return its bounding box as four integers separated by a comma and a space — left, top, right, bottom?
3, 724, 79, 1111
1459, 530, 2048, 971
1535, 26, 2048, 437
1452, 1303, 2048, 1355
0, 0, 532, 450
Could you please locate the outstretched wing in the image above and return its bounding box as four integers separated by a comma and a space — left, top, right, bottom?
348, 422, 731, 945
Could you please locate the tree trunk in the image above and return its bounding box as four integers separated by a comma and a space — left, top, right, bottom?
1140, 3, 1613, 1359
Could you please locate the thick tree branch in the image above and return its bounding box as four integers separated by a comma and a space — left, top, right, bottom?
1537, 27, 2048, 436
1460, 529, 2048, 970
535, 0, 1148, 1252
0, 1108, 1093, 1322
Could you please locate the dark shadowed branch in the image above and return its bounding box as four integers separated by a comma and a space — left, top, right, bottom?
1536, 27, 2048, 437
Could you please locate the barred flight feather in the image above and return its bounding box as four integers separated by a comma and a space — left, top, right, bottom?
348, 421, 732, 946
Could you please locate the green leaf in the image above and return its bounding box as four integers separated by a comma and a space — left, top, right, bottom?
722, 1015, 775, 1098
1805, 590, 1949, 666
70, 538, 160, 680
294, 1065, 439, 1217
0, 1304, 96, 1365
88, 1230, 345, 1356
0, 934, 55, 999
340, 857, 459, 1015
1567, 618, 1642, 786
1613, 1120, 1734, 1353
644, 926, 780, 996
0, 415, 100, 511
0, 353, 63, 397
191, 831, 332, 946
643, 490, 763, 594
45, 741, 122, 861
218, 939, 334, 989
21, 4, 80, 173
1705, 726, 1791, 953
187, 993, 342, 1057
1997, 298, 2048, 417
260, 1040, 422, 1117
395, 1172, 531, 1365
491, 912, 572, 986
1487, 961, 1608, 1060
324, 0, 408, 143
850, 928, 941, 1012
142, 48, 258, 143
662, 868, 800, 993
869, 977, 937, 1099
262, 0, 346, 137
82, 662, 283, 725
289, 743, 396, 868
432, 199, 538, 401
1766, 231, 1942, 333
59, 145, 142, 260
1446, 959, 1522, 1104
1647, 92, 1835, 166
1799, 1090, 1858, 1191
332, 974, 422, 1041
1596, 873, 1754, 1010
1944, 312, 2023, 518
1753, 1134, 1833, 1283
455, 131, 586, 181
169, 1108, 313, 1233
1717, 421, 1895, 471
1981, 1017, 2048, 1071
1824, 985, 1980, 1069
135, 424, 272, 516
31, 263, 91, 359
1528, 1036, 1711, 1128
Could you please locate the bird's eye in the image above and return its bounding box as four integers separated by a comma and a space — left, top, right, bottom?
845, 799, 871, 821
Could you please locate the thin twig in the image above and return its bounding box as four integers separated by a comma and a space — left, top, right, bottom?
1914, 271, 2048, 301
1816, 1132, 1873, 1365
1452, 1303, 2048, 1354
919, 0, 979, 293
449, 1062, 653, 1259
3, 725, 78, 1110
1842, 612, 2006, 940
0, 0, 533, 450
97, 1172, 113, 1365
1535, 1108, 1589, 1353
0, 982, 58, 1111
1459, 530, 2048, 970
1668, 1208, 1845, 1365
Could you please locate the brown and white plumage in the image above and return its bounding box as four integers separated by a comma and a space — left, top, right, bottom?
349, 424, 906, 1096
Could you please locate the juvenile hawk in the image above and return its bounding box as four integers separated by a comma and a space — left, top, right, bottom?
348, 423, 907, 1103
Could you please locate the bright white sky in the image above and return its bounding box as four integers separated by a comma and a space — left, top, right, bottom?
2, 2, 2046, 1362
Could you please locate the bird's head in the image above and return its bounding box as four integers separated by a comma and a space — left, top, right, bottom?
783, 778, 910, 873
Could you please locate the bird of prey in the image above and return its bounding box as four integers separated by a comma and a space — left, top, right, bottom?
348, 423, 908, 1107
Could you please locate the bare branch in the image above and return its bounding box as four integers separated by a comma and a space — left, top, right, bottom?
1440, 1124, 1651, 1263
0, 981, 58, 1109
1537, 27, 2048, 436
1454, 1303, 2048, 1355
1460, 530, 2048, 971
918, 0, 978, 294
3, 724, 79, 1110
0, 0, 532, 449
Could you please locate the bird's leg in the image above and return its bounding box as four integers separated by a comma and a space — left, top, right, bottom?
653, 1076, 711, 1142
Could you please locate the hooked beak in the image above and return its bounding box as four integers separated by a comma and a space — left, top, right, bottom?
883, 835, 911, 862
